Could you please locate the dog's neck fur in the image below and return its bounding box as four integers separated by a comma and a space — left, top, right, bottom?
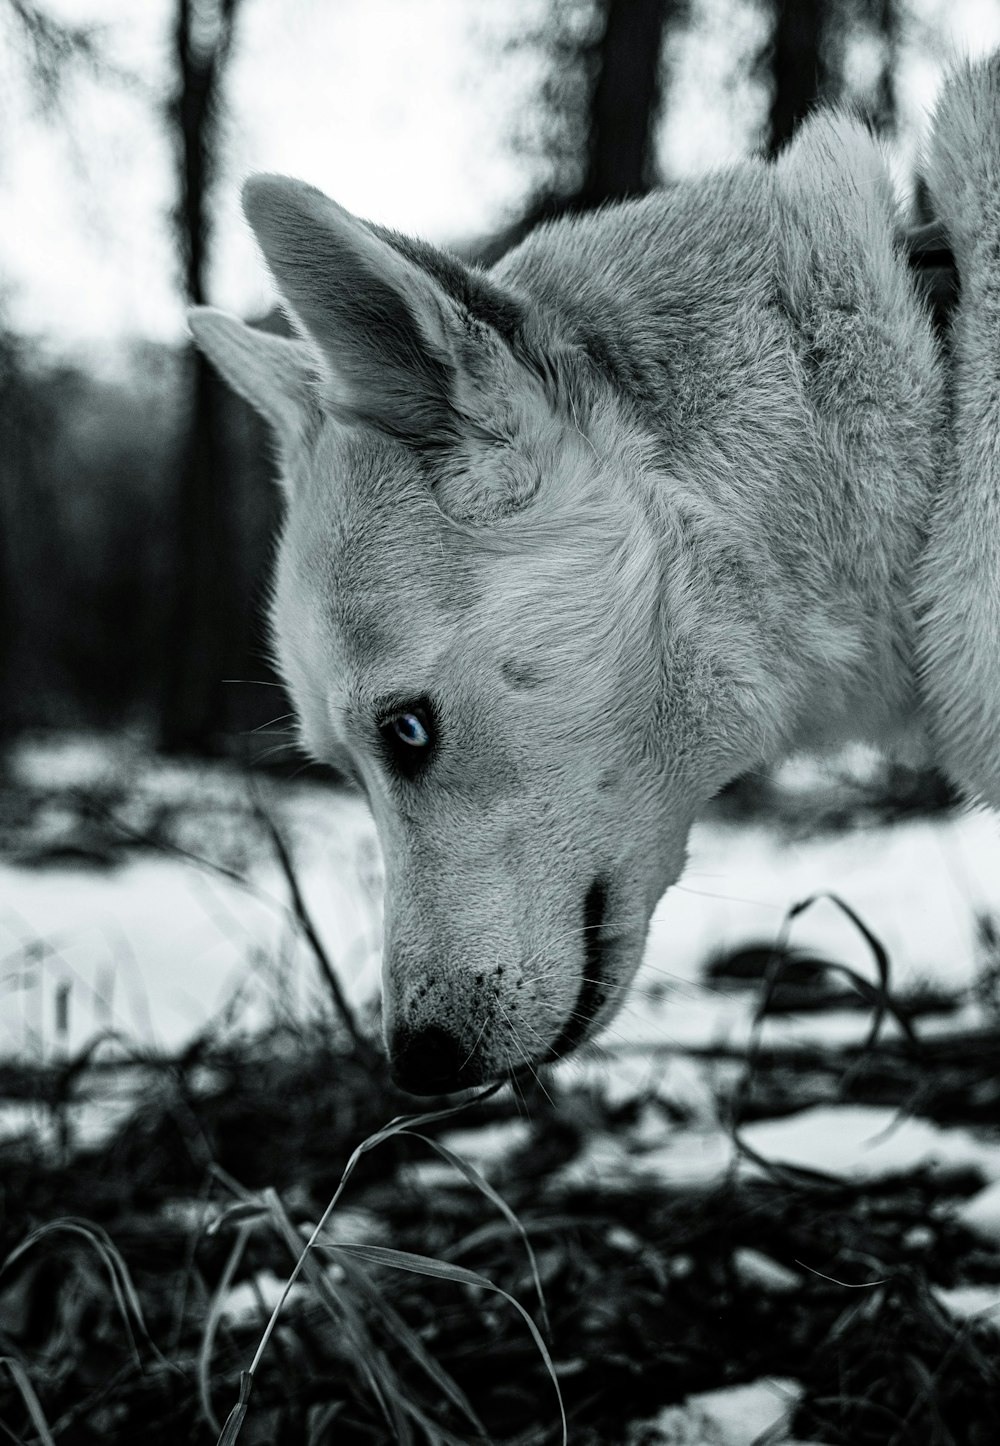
494, 143, 945, 777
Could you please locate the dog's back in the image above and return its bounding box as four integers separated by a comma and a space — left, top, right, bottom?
915, 57, 1000, 809
495, 114, 944, 764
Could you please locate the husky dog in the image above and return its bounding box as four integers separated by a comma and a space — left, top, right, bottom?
191, 57, 999, 1094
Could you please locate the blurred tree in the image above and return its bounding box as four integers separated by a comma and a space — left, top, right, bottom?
841, 0, 901, 135
870, 0, 901, 132
575, 0, 677, 206
161, 0, 242, 754
481, 0, 684, 261
0, 329, 32, 744
0, 1, 118, 747
0, 0, 109, 124
761, 0, 902, 156
765, 0, 830, 153
763, 0, 826, 151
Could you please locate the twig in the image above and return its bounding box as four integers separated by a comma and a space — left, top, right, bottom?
248, 787, 374, 1059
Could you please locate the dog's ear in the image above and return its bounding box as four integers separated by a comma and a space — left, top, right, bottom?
242, 174, 463, 444
187, 306, 317, 459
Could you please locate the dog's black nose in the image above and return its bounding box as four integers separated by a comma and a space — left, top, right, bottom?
390, 1024, 471, 1095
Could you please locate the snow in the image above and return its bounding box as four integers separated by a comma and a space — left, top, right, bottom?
0, 1068, 155, 1154
739, 1105, 1000, 1184
933, 1284, 1000, 1327
639, 1377, 803, 1446
3, 744, 1000, 1180
955, 1177, 1000, 1245
218, 1268, 306, 1326
4, 784, 997, 1067
732, 1247, 802, 1295
551, 1099, 1000, 1197
437, 1121, 534, 1168
0, 788, 381, 1060
553, 1122, 734, 1191
623, 806, 1000, 1057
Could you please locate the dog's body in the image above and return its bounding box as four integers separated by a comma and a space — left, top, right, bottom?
191, 58, 1000, 1094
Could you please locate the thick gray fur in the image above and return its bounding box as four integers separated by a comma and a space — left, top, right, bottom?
189, 56, 999, 1091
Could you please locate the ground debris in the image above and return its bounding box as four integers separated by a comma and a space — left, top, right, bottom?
1, 1013, 999, 1445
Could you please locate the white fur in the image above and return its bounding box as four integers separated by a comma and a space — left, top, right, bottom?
192, 58, 998, 1092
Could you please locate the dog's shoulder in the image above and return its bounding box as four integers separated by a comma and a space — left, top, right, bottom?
914, 55, 1000, 808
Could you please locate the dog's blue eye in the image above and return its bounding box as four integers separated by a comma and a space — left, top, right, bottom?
377, 702, 434, 780
390, 711, 430, 748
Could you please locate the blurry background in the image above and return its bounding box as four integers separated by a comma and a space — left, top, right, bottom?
2, 0, 999, 760
4, 19, 1000, 1441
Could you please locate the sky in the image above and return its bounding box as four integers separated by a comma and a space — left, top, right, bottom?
2, 0, 1000, 355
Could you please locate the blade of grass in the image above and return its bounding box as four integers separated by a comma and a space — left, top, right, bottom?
211, 1174, 393, 1426
199, 1220, 253, 1433
317, 1243, 567, 1446
334, 1250, 489, 1440
785, 892, 921, 1052
216, 1371, 254, 1446
213, 1092, 501, 1445
248, 783, 371, 1055
262, 1189, 409, 1444
2, 1218, 173, 1373
732, 890, 925, 1173
0, 1357, 57, 1446
245, 1089, 500, 1378
399, 1129, 550, 1335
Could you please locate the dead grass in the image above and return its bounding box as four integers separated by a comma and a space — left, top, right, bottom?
1, 996, 999, 1444
1, 759, 999, 1443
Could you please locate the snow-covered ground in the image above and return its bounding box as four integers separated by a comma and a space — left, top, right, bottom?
2, 737, 999, 1066
5, 740, 1000, 1442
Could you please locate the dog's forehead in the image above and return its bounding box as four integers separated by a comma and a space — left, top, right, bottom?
278, 422, 471, 707
304, 423, 458, 581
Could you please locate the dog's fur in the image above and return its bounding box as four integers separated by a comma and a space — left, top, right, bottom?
190, 57, 1000, 1093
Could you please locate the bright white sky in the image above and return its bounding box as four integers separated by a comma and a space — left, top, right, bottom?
1, 0, 999, 354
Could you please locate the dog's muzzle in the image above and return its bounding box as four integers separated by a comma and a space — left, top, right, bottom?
388, 877, 611, 1095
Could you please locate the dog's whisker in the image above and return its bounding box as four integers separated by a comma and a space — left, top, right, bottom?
672, 883, 774, 907
496, 1000, 555, 1108
458, 1014, 491, 1077
504, 1043, 533, 1122
248, 712, 299, 735
222, 677, 289, 689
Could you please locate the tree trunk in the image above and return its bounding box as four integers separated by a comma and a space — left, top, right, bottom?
578, 0, 674, 206
867, 0, 900, 136
160, 0, 239, 754
476, 0, 679, 264
0, 336, 24, 745
766, 0, 830, 156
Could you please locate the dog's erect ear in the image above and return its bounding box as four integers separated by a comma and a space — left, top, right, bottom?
188, 306, 317, 458
242, 174, 463, 444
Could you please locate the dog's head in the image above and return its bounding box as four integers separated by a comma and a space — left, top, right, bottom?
191, 177, 782, 1092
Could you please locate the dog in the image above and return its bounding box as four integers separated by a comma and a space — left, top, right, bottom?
190, 56, 999, 1095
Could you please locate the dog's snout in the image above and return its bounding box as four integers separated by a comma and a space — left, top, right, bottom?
389, 1023, 472, 1095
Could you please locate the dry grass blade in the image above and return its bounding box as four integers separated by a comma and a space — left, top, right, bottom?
784, 891, 921, 1052
216, 1371, 254, 1446
210, 1092, 502, 1444
400, 1128, 551, 1336
317, 1243, 568, 1446
262, 1187, 410, 1443
0, 1356, 57, 1446
333, 1251, 489, 1440
1, 1217, 172, 1373
248, 785, 371, 1055
249, 1083, 502, 1373
731, 889, 927, 1170
199, 1220, 253, 1433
